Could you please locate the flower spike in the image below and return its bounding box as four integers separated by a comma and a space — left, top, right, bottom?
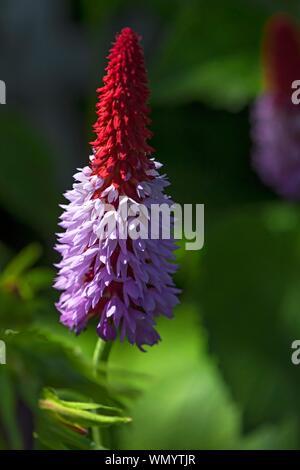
54, 28, 180, 349
252, 15, 300, 200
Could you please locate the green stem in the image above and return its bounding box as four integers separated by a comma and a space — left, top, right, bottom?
92, 338, 113, 449
92, 339, 113, 380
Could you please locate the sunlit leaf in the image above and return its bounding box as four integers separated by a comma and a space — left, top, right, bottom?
39, 388, 132, 427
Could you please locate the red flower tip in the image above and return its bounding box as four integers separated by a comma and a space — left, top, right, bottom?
91, 27, 155, 197
262, 13, 300, 104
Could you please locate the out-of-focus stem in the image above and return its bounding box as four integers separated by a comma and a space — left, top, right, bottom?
92, 338, 113, 449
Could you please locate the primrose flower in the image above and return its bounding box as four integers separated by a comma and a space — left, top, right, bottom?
54, 28, 179, 349
252, 14, 300, 200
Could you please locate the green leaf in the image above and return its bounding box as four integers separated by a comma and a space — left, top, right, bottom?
153, 52, 261, 111
43, 387, 123, 413
1, 244, 42, 281
59, 401, 122, 413
39, 388, 131, 427
151, 0, 268, 109
36, 412, 93, 450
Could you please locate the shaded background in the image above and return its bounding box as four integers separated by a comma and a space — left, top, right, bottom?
1, 0, 300, 450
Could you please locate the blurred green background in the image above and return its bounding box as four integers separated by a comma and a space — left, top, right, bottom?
1, 0, 300, 450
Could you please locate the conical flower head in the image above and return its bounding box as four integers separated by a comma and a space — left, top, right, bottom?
91, 27, 154, 196
252, 14, 300, 200
54, 28, 179, 350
